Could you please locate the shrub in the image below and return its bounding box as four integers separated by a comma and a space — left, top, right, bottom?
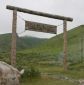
21, 66, 41, 80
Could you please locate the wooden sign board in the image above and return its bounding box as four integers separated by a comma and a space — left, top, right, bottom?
25, 21, 57, 34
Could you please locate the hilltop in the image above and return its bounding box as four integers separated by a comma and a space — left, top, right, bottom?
0, 33, 46, 52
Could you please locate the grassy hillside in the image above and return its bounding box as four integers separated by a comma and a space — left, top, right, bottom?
1, 25, 84, 66
18, 25, 84, 65
0, 25, 84, 85
0, 33, 46, 52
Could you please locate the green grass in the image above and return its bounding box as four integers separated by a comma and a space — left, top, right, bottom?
21, 78, 78, 85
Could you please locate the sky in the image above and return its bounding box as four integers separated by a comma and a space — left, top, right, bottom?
0, 0, 84, 38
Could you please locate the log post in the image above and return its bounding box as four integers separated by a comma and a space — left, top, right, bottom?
63, 20, 68, 71
11, 10, 17, 67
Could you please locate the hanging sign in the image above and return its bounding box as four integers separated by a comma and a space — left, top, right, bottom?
25, 21, 57, 34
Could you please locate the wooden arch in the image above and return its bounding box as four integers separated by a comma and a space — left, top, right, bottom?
6, 5, 73, 70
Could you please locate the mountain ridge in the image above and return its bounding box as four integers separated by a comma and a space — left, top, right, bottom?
0, 33, 46, 52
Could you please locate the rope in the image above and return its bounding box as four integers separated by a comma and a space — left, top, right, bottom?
17, 14, 25, 21
17, 14, 26, 35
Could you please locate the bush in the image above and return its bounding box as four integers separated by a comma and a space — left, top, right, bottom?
21, 66, 41, 80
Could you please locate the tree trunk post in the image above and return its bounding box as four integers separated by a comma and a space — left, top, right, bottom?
63, 20, 68, 71
11, 10, 17, 67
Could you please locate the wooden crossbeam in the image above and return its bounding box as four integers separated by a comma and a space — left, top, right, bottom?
6, 5, 73, 21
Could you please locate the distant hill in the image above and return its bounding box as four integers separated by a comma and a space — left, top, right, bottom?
0, 33, 46, 52
19, 25, 84, 65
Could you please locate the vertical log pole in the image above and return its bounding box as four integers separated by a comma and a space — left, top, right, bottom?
63, 20, 68, 71
11, 10, 17, 67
